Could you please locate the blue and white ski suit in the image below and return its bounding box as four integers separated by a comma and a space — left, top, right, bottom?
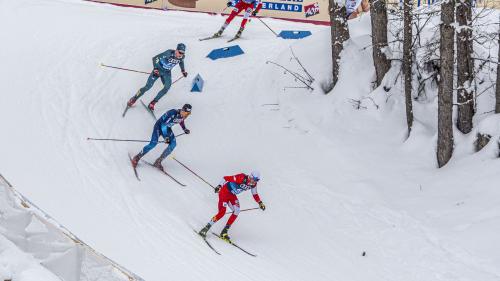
140, 109, 188, 159
135, 49, 185, 102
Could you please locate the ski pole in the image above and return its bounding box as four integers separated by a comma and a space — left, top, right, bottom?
172, 157, 215, 189
257, 17, 279, 37
100, 63, 150, 75
87, 138, 164, 143
225, 207, 260, 215
87, 134, 185, 143
171, 76, 184, 85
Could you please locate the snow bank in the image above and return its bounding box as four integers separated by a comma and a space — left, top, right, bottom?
0, 235, 60, 281
0, 175, 143, 281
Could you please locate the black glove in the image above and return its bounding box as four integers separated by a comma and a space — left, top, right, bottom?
252, 10, 258, 16
214, 185, 221, 193
226, 1, 232, 7
258, 201, 266, 211
183, 128, 190, 134
153, 68, 160, 77
182, 71, 188, 77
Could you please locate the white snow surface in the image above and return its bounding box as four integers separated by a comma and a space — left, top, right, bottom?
1, 0, 500, 281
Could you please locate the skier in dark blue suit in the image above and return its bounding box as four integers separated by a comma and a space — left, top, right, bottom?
131, 104, 192, 170
127, 43, 188, 111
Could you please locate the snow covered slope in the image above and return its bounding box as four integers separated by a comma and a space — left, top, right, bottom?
1, 0, 499, 281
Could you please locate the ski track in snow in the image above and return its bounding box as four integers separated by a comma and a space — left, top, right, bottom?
1, 0, 500, 280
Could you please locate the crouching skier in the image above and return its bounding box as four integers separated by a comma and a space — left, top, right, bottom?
213, 0, 262, 39
126, 43, 188, 112
131, 104, 192, 170
199, 171, 265, 241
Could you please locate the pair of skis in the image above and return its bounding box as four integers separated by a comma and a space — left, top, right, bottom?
122, 100, 157, 120
195, 230, 256, 257
128, 154, 186, 186
199, 34, 241, 43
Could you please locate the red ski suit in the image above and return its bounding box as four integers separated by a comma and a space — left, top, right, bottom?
211, 173, 261, 226
225, 0, 263, 29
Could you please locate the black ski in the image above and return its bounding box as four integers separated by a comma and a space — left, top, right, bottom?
211, 232, 256, 257
194, 230, 221, 255
227, 36, 240, 43
140, 100, 157, 121
128, 153, 140, 181
122, 104, 132, 117
199, 35, 221, 41
142, 160, 186, 187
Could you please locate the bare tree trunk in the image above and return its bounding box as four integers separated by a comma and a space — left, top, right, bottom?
328, 0, 350, 92
403, 0, 413, 136
496, 19, 500, 113
437, 0, 455, 168
456, 0, 474, 133
370, 0, 391, 87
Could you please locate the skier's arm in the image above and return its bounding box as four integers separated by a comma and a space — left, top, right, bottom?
252, 186, 265, 210
254, 0, 262, 13
152, 53, 162, 70
251, 187, 261, 203
179, 120, 190, 135
179, 59, 185, 73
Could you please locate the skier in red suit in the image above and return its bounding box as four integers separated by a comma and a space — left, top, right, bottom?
213, 0, 263, 38
198, 171, 265, 240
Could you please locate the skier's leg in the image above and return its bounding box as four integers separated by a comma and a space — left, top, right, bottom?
199, 192, 227, 236
225, 202, 241, 226
133, 127, 160, 167
239, 7, 253, 30
160, 133, 176, 159
149, 73, 172, 109
220, 197, 239, 239
225, 3, 244, 25
128, 71, 159, 106
141, 128, 160, 155
154, 130, 175, 168
212, 204, 227, 223
215, 2, 244, 35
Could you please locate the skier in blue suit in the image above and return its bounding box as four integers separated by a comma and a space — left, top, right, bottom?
127, 43, 188, 111
131, 104, 192, 170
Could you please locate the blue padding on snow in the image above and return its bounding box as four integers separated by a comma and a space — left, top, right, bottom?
279, 30, 312, 39
191, 74, 204, 92
207, 45, 244, 60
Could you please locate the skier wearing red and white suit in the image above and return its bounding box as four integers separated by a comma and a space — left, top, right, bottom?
198, 171, 265, 240
213, 0, 263, 38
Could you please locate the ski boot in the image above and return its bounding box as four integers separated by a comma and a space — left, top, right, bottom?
153, 157, 164, 171
198, 223, 212, 237
220, 225, 231, 241
213, 26, 225, 37
131, 152, 144, 168
127, 96, 137, 107
235, 27, 244, 38
148, 100, 157, 111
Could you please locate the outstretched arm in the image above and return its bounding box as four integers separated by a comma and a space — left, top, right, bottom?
251, 186, 265, 210
179, 59, 185, 73
254, 0, 262, 13
251, 186, 261, 203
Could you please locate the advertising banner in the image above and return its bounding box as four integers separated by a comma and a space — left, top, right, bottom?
91, 0, 331, 23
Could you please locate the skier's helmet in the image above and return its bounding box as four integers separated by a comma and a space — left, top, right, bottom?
176, 43, 186, 53
250, 170, 261, 182
182, 103, 192, 113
